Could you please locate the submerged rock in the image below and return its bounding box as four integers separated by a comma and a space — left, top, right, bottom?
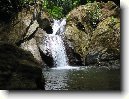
65, 1, 120, 67
0, 42, 45, 89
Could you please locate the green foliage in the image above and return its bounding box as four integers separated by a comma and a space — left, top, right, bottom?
0, 0, 96, 21
88, 2, 102, 28
42, 0, 96, 19
51, 6, 63, 19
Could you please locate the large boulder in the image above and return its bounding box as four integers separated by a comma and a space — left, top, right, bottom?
20, 38, 43, 64
0, 42, 45, 89
85, 16, 120, 67
89, 16, 120, 55
0, 4, 52, 64
64, 1, 120, 67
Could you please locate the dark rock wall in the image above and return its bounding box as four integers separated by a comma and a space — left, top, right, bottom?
0, 42, 45, 89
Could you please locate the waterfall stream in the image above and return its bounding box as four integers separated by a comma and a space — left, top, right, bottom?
51, 19, 68, 67
47, 34, 68, 67
41, 19, 69, 68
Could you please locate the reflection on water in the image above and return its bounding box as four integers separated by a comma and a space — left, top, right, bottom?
43, 66, 120, 91
44, 69, 69, 90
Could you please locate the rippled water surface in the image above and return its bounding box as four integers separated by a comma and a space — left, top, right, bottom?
43, 66, 120, 90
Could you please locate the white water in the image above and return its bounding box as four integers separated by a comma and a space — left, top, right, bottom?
52, 19, 66, 35
41, 19, 69, 67
51, 19, 68, 67
49, 34, 68, 67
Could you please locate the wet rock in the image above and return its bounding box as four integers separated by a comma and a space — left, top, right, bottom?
43, 25, 53, 34
65, 46, 84, 66
39, 48, 54, 68
0, 42, 45, 89
100, 52, 120, 61
37, 17, 53, 34
72, 52, 84, 66
85, 52, 100, 65
85, 51, 120, 67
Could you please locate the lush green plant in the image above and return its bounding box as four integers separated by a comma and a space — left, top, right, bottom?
88, 2, 102, 29
42, 0, 96, 19
0, 0, 96, 21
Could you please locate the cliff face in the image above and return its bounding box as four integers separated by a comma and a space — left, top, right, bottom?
65, 1, 120, 67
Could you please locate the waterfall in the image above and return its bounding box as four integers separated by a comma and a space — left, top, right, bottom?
52, 19, 66, 35
41, 18, 69, 67
49, 35, 68, 67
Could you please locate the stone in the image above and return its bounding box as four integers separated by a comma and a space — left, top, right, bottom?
20, 38, 43, 64
64, 1, 120, 67
0, 42, 45, 89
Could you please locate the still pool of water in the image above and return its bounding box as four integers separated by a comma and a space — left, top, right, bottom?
43, 66, 120, 91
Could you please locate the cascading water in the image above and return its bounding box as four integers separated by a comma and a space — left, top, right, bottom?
41, 19, 69, 68
48, 34, 68, 67
52, 19, 66, 35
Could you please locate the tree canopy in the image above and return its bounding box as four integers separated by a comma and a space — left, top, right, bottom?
42, 0, 95, 19
0, 0, 119, 20
0, 0, 96, 21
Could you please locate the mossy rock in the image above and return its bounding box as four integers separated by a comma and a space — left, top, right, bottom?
90, 17, 120, 54
65, 1, 120, 65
